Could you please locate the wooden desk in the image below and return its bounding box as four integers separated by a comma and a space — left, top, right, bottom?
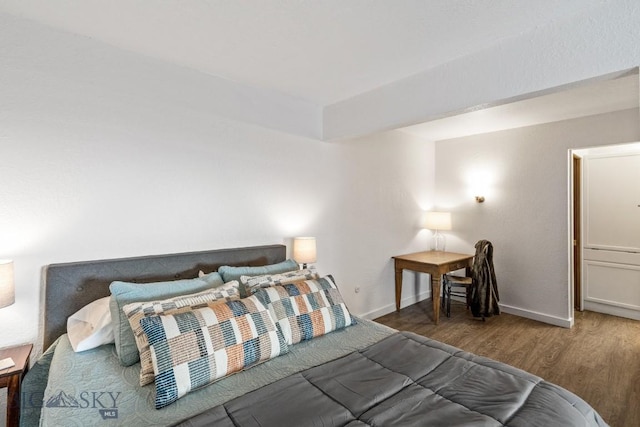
392, 251, 473, 324
0, 343, 32, 427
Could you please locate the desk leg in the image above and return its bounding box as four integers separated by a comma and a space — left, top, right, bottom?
7, 373, 21, 427
432, 274, 441, 325
465, 266, 472, 309
394, 266, 402, 312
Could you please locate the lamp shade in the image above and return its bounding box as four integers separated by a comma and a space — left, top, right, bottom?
0, 260, 15, 309
424, 212, 452, 231
293, 237, 317, 264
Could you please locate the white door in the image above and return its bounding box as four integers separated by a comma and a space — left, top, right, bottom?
582, 151, 640, 320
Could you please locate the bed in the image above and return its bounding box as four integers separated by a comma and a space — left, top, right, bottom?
21, 244, 608, 426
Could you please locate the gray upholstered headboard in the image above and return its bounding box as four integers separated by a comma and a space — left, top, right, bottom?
43, 244, 286, 350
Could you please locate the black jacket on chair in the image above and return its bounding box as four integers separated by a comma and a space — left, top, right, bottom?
470, 240, 500, 318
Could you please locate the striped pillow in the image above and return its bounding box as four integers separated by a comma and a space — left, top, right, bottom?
140, 295, 288, 409
122, 281, 239, 386
240, 266, 318, 295
252, 275, 355, 345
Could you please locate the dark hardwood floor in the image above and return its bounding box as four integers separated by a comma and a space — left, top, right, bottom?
374, 299, 640, 427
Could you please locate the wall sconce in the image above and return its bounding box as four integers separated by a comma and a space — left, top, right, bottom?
0, 260, 16, 369
424, 212, 451, 251
467, 168, 494, 204
292, 237, 317, 269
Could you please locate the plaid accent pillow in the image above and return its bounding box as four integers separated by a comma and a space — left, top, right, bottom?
140, 295, 288, 409
109, 272, 224, 366
252, 275, 355, 345
122, 281, 239, 386
240, 266, 319, 295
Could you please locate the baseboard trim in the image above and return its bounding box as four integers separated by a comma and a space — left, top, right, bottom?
499, 304, 573, 328
360, 291, 431, 320
583, 301, 640, 321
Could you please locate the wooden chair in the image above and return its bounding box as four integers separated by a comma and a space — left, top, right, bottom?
441, 240, 497, 319
441, 273, 473, 317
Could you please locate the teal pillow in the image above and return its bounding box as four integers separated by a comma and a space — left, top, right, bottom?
109, 272, 224, 366
218, 259, 299, 296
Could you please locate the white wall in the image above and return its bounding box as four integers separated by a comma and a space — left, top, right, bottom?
434, 108, 640, 326
0, 15, 436, 360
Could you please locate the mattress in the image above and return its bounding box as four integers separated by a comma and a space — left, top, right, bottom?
39, 318, 395, 426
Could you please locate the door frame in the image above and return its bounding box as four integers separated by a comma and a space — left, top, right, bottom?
572, 154, 583, 311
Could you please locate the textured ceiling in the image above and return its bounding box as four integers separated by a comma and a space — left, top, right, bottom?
0, 0, 608, 105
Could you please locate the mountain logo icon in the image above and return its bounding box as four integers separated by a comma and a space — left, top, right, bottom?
46, 390, 80, 408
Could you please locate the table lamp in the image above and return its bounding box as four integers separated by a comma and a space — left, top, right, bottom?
424, 212, 451, 251
293, 237, 317, 269
0, 260, 16, 369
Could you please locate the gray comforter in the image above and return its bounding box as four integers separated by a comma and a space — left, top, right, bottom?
177, 331, 607, 427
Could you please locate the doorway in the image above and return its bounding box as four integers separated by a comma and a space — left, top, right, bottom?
570, 142, 640, 320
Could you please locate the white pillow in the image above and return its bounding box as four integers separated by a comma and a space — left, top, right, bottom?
67, 296, 114, 352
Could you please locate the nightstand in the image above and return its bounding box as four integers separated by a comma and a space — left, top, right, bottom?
0, 343, 32, 427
